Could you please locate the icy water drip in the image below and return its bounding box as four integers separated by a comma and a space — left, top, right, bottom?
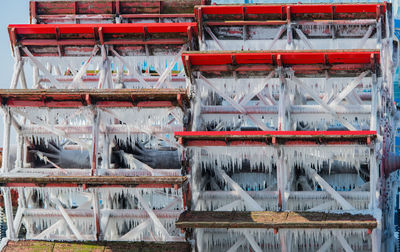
191, 146, 369, 173
196, 228, 371, 252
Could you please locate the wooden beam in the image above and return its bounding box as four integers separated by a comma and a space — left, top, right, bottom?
176, 211, 377, 229
2, 240, 191, 251
0, 176, 187, 188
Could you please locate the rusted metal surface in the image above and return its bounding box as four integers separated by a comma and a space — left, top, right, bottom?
175, 130, 376, 146
0, 89, 188, 108
0, 176, 187, 188
30, 0, 210, 24
176, 211, 377, 229
195, 3, 387, 22
2, 240, 191, 252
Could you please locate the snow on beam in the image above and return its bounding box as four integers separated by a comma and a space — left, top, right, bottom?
175, 211, 377, 229
20, 125, 181, 139
0, 89, 188, 108
175, 131, 376, 146
23, 209, 182, 219
0, 176, 187, 188
182, 50, 380, 77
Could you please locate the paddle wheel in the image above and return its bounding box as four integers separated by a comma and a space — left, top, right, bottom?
0, 1, 399, 251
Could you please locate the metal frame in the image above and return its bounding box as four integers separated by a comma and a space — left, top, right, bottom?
183, 50, 380, 132
177, 131, 380, 251
195, 3, 388, 51
8, 23, 197, 89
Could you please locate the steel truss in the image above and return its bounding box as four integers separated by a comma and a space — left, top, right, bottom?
195, 3, 388, 51
183, 50, 381, 132
175, 131, 382, 251
0, 1, 397, 251
1, 181, 188, 241
0, 89, 188, 176
8, 23, 197, 89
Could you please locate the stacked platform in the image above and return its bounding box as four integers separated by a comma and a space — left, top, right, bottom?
0, 1, 397, 251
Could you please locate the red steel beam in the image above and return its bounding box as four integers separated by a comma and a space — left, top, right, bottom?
0, 89, 188, 108
182, 50, 380, 74
8, 23, 197, 56
175, 130, 376, 146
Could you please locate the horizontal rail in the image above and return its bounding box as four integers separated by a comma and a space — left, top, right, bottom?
0, 176, 187, 188
0, 89, 188, 108
175, 130, 376, 146
176, 211, 377, 229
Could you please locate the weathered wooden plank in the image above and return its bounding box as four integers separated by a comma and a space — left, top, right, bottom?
0, 176, 187, 188
0, 89, 189, 108
175, 211, 377, 229
2, 240, 191, 252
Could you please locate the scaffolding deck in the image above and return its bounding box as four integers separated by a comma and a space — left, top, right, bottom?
176, 211, 377, 229
0, 89, 188, 108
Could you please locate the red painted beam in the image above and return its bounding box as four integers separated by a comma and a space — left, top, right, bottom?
8, 23, 197, 48
182, 50, 380, 74
9, 23, 197, 35
183, 51, 380, 66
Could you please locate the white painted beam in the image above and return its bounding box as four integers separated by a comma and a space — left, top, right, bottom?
305, 167, 355, 211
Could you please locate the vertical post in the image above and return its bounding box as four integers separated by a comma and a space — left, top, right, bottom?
369, 147, 378, 210
33, 65, 40, 89
98, 45, 108, 89
3, 188, 16, 239
20, 65, 27, 89
10, 47, 22, 89
2, 108, 11, 173
277, 147, 287, 211
102, 133, 110, 169
92, 189, 100, 240
370, 74, 377, 131
278, 69, 288, 131
15, 134, 24, 169
286, 7, 293, 50
372, 213, 382, 252
91, 110, 99, 176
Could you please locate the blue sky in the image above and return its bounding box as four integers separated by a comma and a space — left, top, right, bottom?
0, 1, 29, 89
0, 1, 29, 144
